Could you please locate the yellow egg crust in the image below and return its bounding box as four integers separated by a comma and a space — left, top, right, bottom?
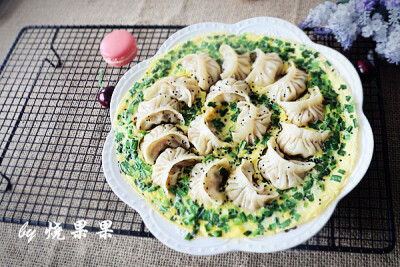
113, 32, 359, 239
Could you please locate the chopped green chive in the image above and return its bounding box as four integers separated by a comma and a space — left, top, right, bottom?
207, 102, 217, 108
279, 219, 291, 228
209, 230, 222, 237
292, 192, 304, 200
160, 205, 168, 213
269, 223, 276, 230
331, 175, 342, 182
353, 118, 358, 128
243, 230, 252, 236
202, 155, 215, 162
211, 118, 225, 132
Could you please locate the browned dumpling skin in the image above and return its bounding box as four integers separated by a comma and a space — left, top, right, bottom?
140, 124, 190, 164
144, 76, 200, 107
232, 101, 271, 145
152, 147, 203, 194
277, 122, 330, 158
189, 158, 230, 207
177, 52, 221, 91
261, 61, 308, 102
204, 78, 251, 106
135, 95, 184, 130
278, 86, 325, 126
188, 109, 232, 156
258, 138, 315, 190
245, 49, 283, 88
226, 160, 278, 212
219, 44, 252, 80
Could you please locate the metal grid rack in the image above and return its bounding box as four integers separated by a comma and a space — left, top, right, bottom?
0, 25, 395, 253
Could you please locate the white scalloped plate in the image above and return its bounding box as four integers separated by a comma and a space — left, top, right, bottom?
102, 17, 374, 255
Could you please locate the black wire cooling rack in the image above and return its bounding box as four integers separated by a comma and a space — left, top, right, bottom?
0, 25, 395, 253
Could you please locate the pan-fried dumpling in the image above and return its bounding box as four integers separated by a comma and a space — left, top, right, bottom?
189, 158, 230, 206
219, 44, 252, 80
135, 95, 184, 130
278, 86, 325, 126
261, 61, 308, 102
277, 122, 331, 158
245, 49, 283, 88
226, 160, 278, 212
232, 101, 271, 144
204, 78, 251, 105
144, 76, 200, 107
188, 110, 231, 155
258, 138, 315, 190
177, 52, 221, 91
140, 124, 190, 164
152, 147, 203, 193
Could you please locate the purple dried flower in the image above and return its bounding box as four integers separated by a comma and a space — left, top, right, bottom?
326, 1, 359, 50
381, 0, 400, 10
356, 0, 378, 12
337, 33, 357, 50
299, 20, 308, 30
313, 27, 333, 39
298, 1, 337, 29
300, 0, 400, 63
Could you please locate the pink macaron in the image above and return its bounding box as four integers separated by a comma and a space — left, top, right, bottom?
100, 30, 138, 67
